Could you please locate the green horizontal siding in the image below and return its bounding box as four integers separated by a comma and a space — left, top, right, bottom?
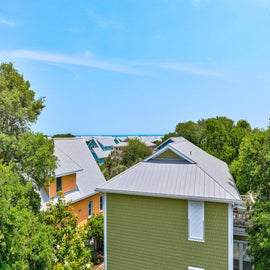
156, 149, 184, 159
106, 194, 228, 270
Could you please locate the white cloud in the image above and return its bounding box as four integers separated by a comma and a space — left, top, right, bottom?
0, 49, 222, 77
0, 18, 15, 27
0, 49, 136, 74
135, 61, 222, 77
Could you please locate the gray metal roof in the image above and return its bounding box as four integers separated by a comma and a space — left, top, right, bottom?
92, 147, 112, 159
96, 137, 241, 203
95, 136, 117, 147
54, 144, 83, 177
115, 141, 128, 147
40, 138, 106, 209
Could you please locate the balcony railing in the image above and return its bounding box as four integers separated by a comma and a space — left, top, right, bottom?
233, 209, 253, 228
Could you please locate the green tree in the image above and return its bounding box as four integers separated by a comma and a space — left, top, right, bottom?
0, 163, 53, 270
175, 120, 201, 145
15, 132, 56, 187
230, 126, 270, 269
43, 196, 93, 270
0, 62, 44, 137
121, 139, 152, 167
52, 133, 75, 138
247, 200, 270, 270
100, 151, 126, 180
199, 117, 235, 164
230, 128, 270, 197
0, 63, 57, 189
87, 214, 104, 253
0, 62, 58, 269
164, 116, 251, 165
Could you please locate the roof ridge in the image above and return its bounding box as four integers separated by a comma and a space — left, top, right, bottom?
170, 140, 239, 200
100, 161, 143, 186
53, 137, 83, 141
195, 165, 238, 200
55, 143, 83, 171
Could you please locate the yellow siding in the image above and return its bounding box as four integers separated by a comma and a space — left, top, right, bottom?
62, 174, 76, 193
49, 179, 57, 198
71, 193, 103, 224
47, 174, 76, 198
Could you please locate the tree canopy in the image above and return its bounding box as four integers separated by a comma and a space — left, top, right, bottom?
0, 62, 98, 269
121, 139, 152, 167
43, 197, 93, 269
0, 62, 44, 137
230, 128, 270, 197
52, 133, 76, 138
100, 139, 152, 180
230, 126, 270, 269
0, 163, 53, 269
0, 63, 57, 188
163, 116, 251, 165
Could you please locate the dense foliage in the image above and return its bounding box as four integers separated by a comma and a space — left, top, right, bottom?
0, 62, 44, 136
87, 214, 104, 256
246, 200, 270, 270
230, 127, 270, 269
0, 62, 95, 269
230, 128, 270, 197
101, 138, 152, 180
0, 63, 57, 189
0, 163, 52, 269
52, 133, 76, 138
43, 197, 92, 270
162, 116, 251, 165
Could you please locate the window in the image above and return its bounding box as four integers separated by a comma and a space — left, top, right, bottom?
188, 201, 204, 242
188, 267, 204, 270
56, 177, 62, 192
99, 195, 104, 211
234, 240, 252, 270
88, 200, 93, 217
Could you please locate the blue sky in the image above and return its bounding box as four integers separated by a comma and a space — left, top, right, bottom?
1, 0, 270, 135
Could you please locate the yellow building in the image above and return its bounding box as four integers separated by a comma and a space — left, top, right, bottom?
40, 138, 106, 224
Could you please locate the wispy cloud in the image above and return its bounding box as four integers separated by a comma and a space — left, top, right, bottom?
0, 18, 16, 27
0, 49, 136, 74
0, 49, 222, 77
136, 61, 222, 77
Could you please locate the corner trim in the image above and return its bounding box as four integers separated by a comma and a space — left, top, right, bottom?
104, 193, 107, 270
228, 203, 233, 270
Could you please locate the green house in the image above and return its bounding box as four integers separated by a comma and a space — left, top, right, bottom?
96, 137, 242, 270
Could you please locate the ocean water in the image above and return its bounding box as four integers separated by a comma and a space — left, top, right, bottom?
76, 134, 164, 137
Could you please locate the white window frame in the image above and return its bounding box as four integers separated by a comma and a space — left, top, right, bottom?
88, 200, 93, 217
188, 266, 204, 270
99, 195, 104, 211
188, 201, 205, 242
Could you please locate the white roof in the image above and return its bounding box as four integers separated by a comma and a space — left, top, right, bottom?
92, 147, 112, 159
54, 143, 83, 177
114, 141, 128, 147
96, 137, 241, 203
95, 136, 117, 147
40, 138, 106, 209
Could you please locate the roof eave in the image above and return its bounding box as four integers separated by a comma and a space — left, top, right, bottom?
56, 169, 83, 178
71, 191, 99, 204
95, 188, 242, 204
